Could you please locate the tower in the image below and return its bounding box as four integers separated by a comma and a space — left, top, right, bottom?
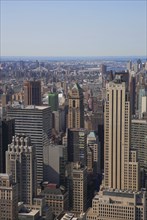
6, 135, 37, 205
24, 80, 41, 106
104, 75, 139, 190
68, 83, 84, 129
72, 162, 87, 214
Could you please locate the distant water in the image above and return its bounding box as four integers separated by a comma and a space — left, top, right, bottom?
1, 56, 147, 63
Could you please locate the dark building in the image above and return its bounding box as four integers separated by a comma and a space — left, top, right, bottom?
48, 92, 58, 111
0, 118, 15, 173
67, 128, 87, 166
24, 80, 41, 106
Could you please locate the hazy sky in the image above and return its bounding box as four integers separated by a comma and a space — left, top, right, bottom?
1, 0, 146, 56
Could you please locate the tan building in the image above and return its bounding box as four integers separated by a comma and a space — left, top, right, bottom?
68, 83, 84, 129
72, 162, 87, 215
86, 188, 147, 220
104, 75, 139, 191
24, 80, 41, 106
6, 134, 37, 205
0, 173, 18, 220
86, 76, 145, 220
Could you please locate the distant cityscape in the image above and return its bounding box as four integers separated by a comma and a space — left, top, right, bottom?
0, 56, 147, 220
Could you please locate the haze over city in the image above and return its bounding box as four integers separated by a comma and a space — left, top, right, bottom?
1, 0, 147, 57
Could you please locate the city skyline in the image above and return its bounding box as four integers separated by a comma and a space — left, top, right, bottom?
1, 0, 146, 57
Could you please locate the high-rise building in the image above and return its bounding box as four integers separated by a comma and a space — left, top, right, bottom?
86, 76, 147, 220
68, 83, 84, 129
87, 131, 101, 174
0, 118, 15, 173
0, 173, 18, 220
131, 119, 147, 188
24, 80, 41, 106
71, 162, 87, 215
67, 128, 87, 166
104, 75, 139, 191
7, 105, 52, 185
48, 92, 58, 111
6, 135, 37, 205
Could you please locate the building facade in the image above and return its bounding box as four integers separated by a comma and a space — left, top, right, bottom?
6, 135, 37, 205
104, 75, 139, 191
67, 128, 87, 166
0, 173, 18, 220
24, 80, 41, 106
131, 119, 147, 188
68, 83, 84, 129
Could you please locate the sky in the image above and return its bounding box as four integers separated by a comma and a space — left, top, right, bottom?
1, 0, 147, 57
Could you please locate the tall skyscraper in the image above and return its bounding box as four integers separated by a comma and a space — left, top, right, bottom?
68, 83, 84, 129
86, 76, 147, 220
71, 162, 87, 214
24, 80, 41, 106
7, 105, 52, 185
67, 128, 87, 166
6, 135, 37, 205
104, 75, 139, 190
0, 173, 18, 220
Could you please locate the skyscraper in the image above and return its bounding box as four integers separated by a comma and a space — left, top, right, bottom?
71, 162, 87, 214
0, 173, 18, 220
6, 134, 37, 205
67, 128, 87, 166
24, 80, 41, 106
68, 83, 84, 129
86, 76, 146, 220
104, 75, 139, 190
7, 105, 52, 185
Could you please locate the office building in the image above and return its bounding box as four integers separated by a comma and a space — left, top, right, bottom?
131, 119, 147, 188
6, 134, 37, 205
0, 173, 18, 220
0, 118, 15, 173
71, 162, 87, 215
24, 80, 41, 106
7, 105, 52, 185
67, 128, 87, 166
87, 131, 101, 174
104, 75, 139, 191
48, 92, 59, 111
68, 83, 84, 129
86, 188, 147, 220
